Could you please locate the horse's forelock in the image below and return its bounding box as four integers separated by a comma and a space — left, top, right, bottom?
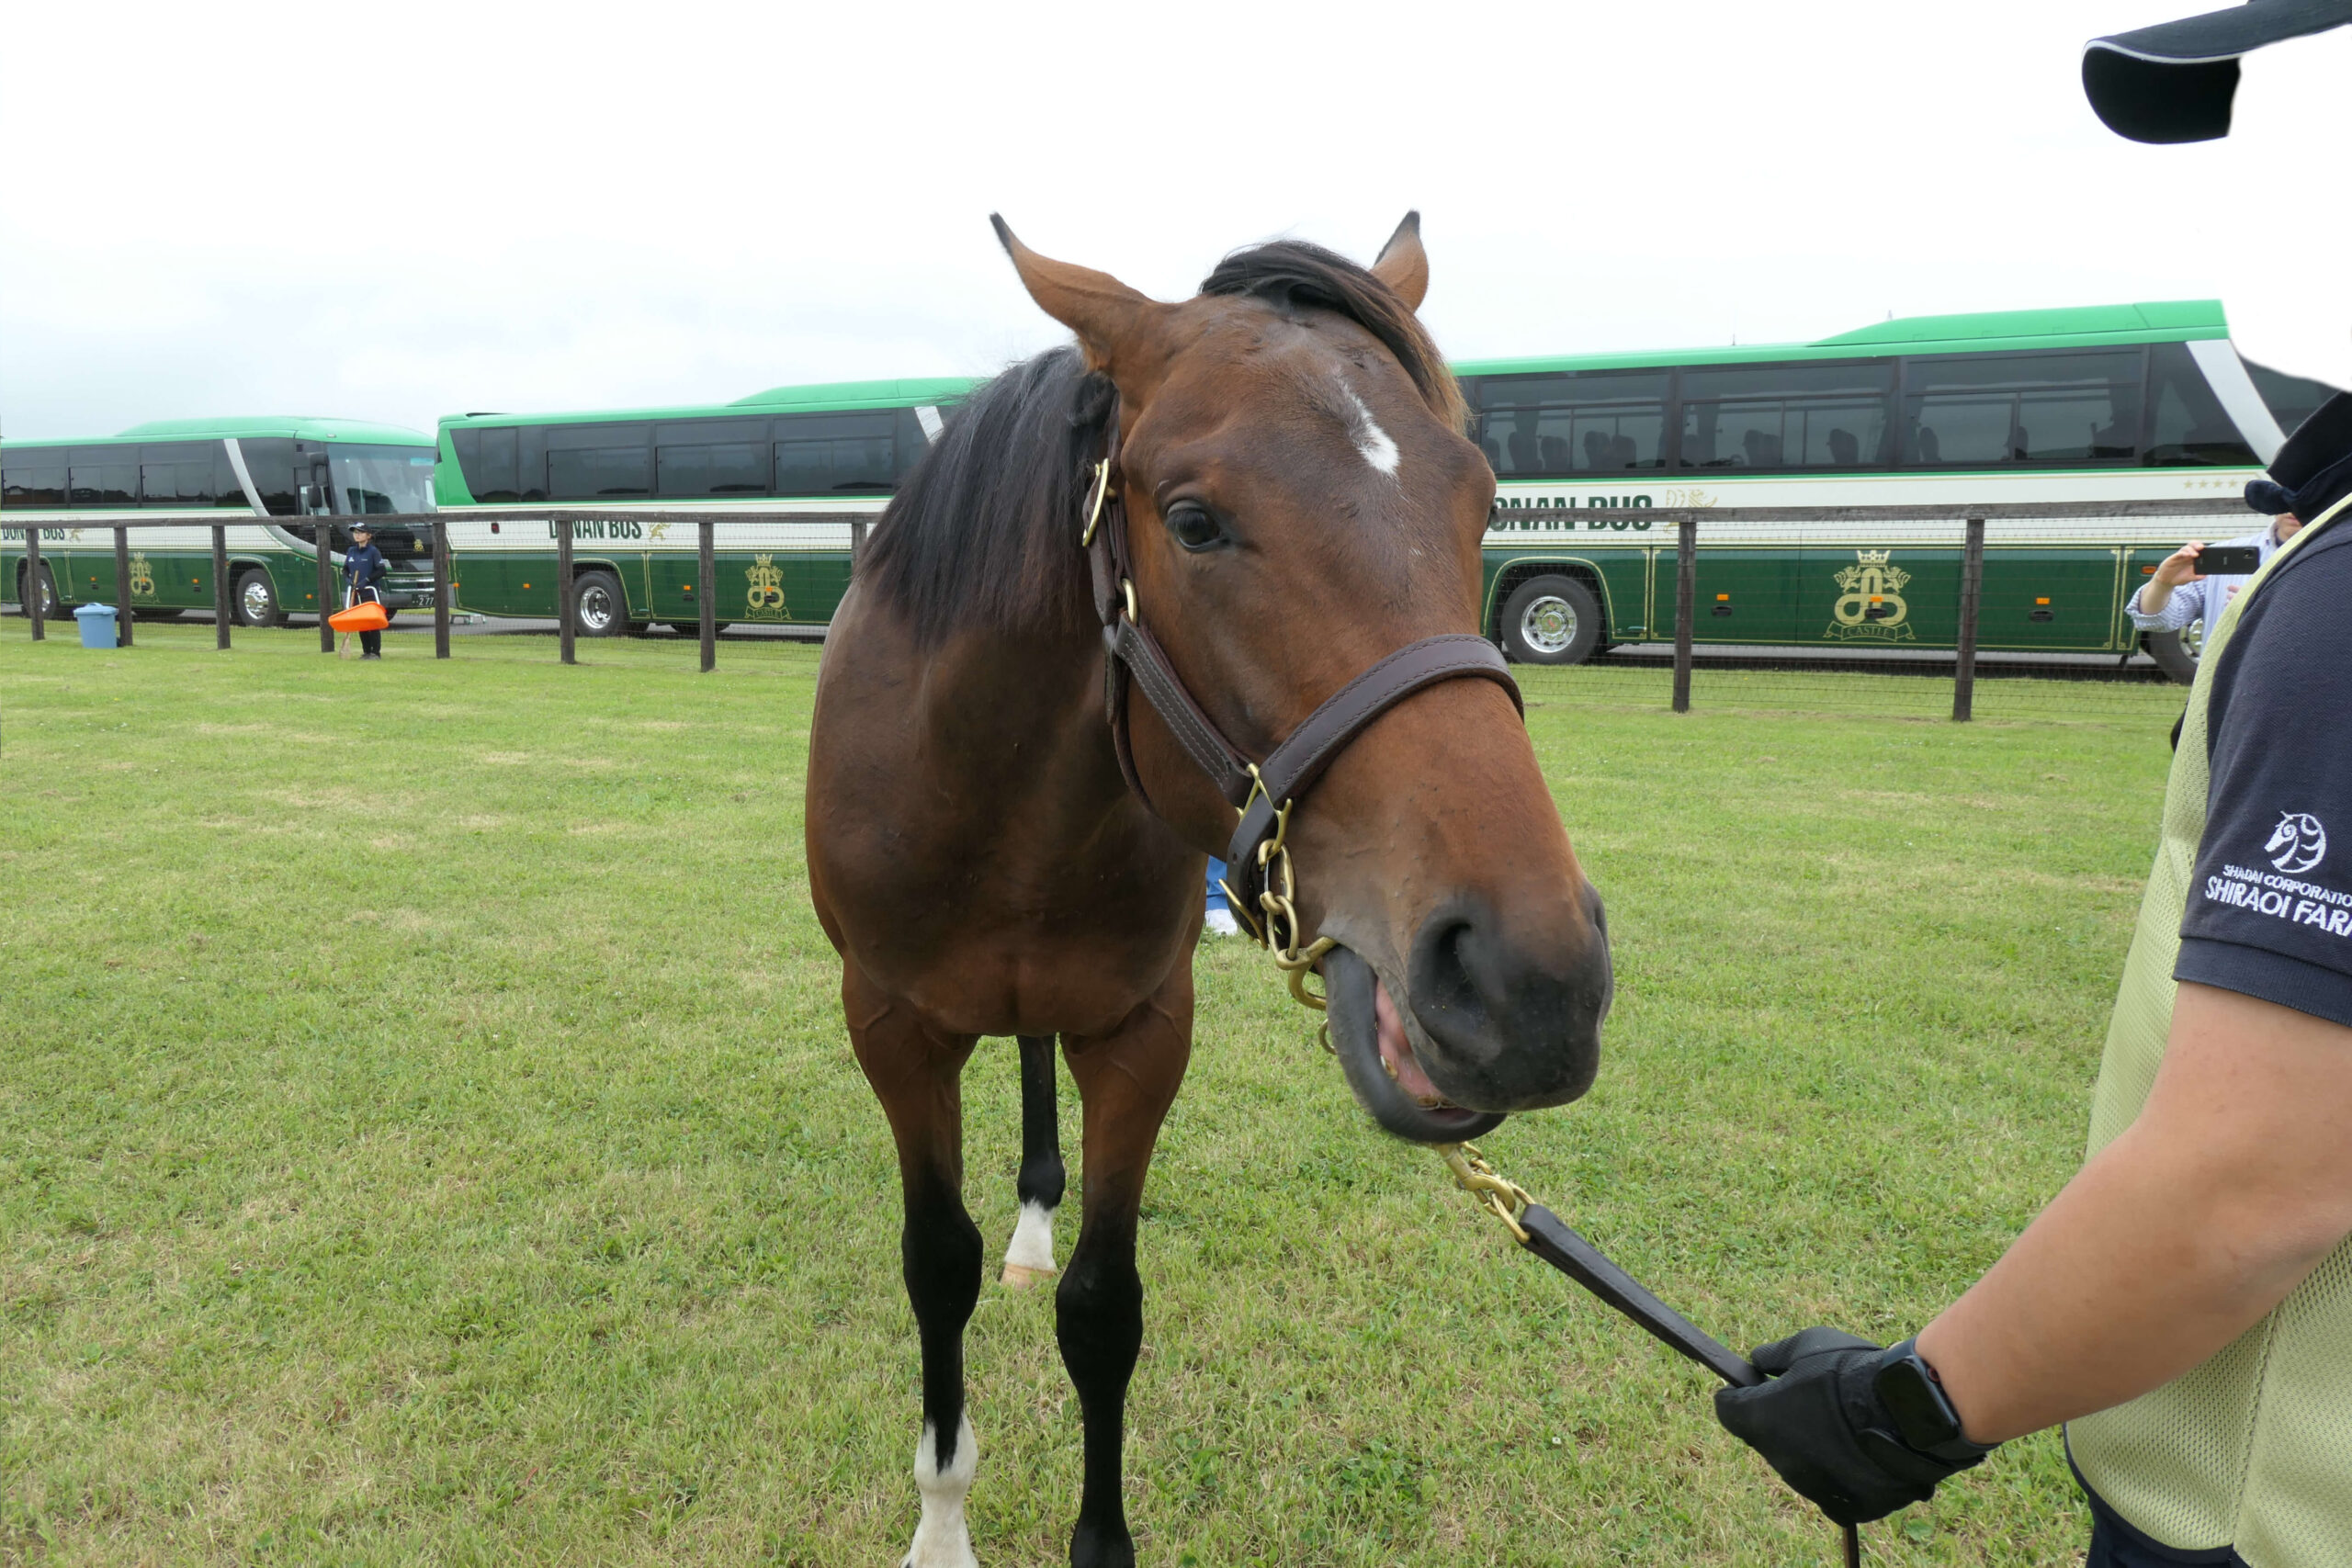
1198, 241, 1468, 436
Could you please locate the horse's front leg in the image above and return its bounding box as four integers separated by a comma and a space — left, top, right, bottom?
847, 965, 984, 1568
1057, 965, 1193, 1568
1001, 1033, 1066, 1288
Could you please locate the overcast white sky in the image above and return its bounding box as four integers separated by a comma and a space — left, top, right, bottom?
1, 0, 2337, 440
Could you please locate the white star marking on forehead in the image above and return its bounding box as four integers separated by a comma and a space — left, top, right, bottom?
1339, 386, 1401, 478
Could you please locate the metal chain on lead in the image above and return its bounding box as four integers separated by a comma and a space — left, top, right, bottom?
1238, 764, 1337, 1014
1434, 1141, 1533, 1244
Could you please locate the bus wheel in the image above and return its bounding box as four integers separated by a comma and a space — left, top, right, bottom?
17, 562, 61, 620
572, 570, 628, 637
2144, 625, 2199, 686
1500, 575, 1602, 665
235, 570, 285, 627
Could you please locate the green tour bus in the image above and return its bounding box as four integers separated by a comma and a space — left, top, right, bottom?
4, 418, 439, 626
435, 378, 975, 634
1461, 299, 2339, 678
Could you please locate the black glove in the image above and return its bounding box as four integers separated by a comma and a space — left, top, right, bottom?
1713, 1328, 1993, 1526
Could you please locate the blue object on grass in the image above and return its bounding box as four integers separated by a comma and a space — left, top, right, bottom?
74, 603, 119, 649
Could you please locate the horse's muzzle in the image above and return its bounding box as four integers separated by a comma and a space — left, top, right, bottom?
1323, 944, 1507, 1143
1404, 885, 1610, 1111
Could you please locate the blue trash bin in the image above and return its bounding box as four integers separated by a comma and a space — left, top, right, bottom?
74, 604, 120, 649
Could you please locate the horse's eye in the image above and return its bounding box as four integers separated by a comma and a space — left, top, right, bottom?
1166, 502, 1225, 552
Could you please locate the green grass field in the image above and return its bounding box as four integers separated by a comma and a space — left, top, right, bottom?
1, 624, 2181, 1566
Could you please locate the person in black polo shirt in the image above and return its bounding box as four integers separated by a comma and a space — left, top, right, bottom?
1708, 8, 2352, 1564
344, 523, 386, 660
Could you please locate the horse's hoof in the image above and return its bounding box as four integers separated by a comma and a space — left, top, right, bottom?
1000, 1261, 1055, 1290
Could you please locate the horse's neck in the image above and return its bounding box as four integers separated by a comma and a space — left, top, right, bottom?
917, 624, 1132, 827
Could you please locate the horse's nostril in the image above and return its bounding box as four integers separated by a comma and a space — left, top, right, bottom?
1411, 913, 1494, 1045
1405, 891, 1610, 1110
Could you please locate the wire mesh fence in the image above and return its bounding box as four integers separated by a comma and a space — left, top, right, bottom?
1488, 501, 2244, 725
10, 500, 2247, 729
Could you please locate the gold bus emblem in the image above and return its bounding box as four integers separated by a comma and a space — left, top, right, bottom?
127, 551, 157, 601
746, 553, 786, 617
1826, 549, 1914, 642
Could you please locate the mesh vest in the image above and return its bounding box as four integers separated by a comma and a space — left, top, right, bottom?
2068, 493, 2352, 1566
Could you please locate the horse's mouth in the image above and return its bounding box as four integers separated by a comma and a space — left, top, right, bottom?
1321, 945, 1507, 1144
1372, 967, 1446, 1102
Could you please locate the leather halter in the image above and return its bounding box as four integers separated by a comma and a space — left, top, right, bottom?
1080, 407, 1524, 920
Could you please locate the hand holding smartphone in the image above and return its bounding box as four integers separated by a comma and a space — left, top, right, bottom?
2194, 545, 2261, 575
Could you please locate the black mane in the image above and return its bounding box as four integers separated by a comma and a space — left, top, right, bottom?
860, 239, 1453, 648
856, 346, 1108, 649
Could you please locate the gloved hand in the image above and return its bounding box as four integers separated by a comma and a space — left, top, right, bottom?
1713, 1328, 1990, 1526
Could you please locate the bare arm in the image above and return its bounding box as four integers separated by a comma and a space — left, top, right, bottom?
1915, 982, 2352, 1442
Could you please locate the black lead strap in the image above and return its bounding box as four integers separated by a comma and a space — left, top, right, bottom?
1441, 1149, 1864, 1566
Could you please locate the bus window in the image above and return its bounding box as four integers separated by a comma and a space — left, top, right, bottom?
894, 407, 940, 476
452, 425, 520, 502
1476, 371, 1667, 477
141, 442, 216, 506
658, 420, 772, 496
545, 424, 651, 499
2243, 357, 2342, 438
333, 446, 436, 513
1677, 362, 1892, 470
2, 449, 67, 507
1902, 350, 2141, 466
774, 412, 898, 493
69, 449, 138, 506
660, 441, 769, 496
235, 437, 300, 515
2146, 344, 2258, 467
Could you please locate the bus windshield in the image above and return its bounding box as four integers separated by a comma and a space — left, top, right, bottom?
334, 446, 437, 513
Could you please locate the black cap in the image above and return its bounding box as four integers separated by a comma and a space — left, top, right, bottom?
2246, 390, 2352, 513
2085, 0, 2352, 142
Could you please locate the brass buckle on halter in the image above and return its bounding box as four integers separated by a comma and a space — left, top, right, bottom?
1080, 458, 1112, 547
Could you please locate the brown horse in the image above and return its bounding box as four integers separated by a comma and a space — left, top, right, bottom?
805, 214, 1611, 1568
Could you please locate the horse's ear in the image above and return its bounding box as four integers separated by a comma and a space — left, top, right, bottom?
991, 215, 1161, 372
1370, 211, 1430, 313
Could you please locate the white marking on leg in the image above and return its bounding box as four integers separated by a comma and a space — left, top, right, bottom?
904, 1415, 978, 1568
1340, 387, 1401, 477
1000, 1200, 1057, 1287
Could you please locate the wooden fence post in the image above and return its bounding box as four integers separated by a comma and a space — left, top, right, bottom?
113, 526, 132, 648
556, 519, 576, 665
1672, 515, 1696, 714
1953, 515, 1985, 722
212, 525, 232, 649
317, 525, 337, 652
697, 519, 717, 673
433, 515, 452, 660
23, 522, 44, 640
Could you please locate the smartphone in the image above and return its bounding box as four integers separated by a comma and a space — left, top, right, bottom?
2196, 545, 2261, 575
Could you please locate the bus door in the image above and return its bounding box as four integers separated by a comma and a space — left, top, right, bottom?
1978, 546, 2127, 651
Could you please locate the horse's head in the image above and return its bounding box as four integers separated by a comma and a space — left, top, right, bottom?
996, 213, 1609, 1131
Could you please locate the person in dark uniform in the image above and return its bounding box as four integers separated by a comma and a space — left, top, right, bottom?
344, 524, 386, 660
1709, 8, 2352, 1565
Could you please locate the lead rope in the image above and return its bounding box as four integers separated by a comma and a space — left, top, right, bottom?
1434, 1144, 1864, 1567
